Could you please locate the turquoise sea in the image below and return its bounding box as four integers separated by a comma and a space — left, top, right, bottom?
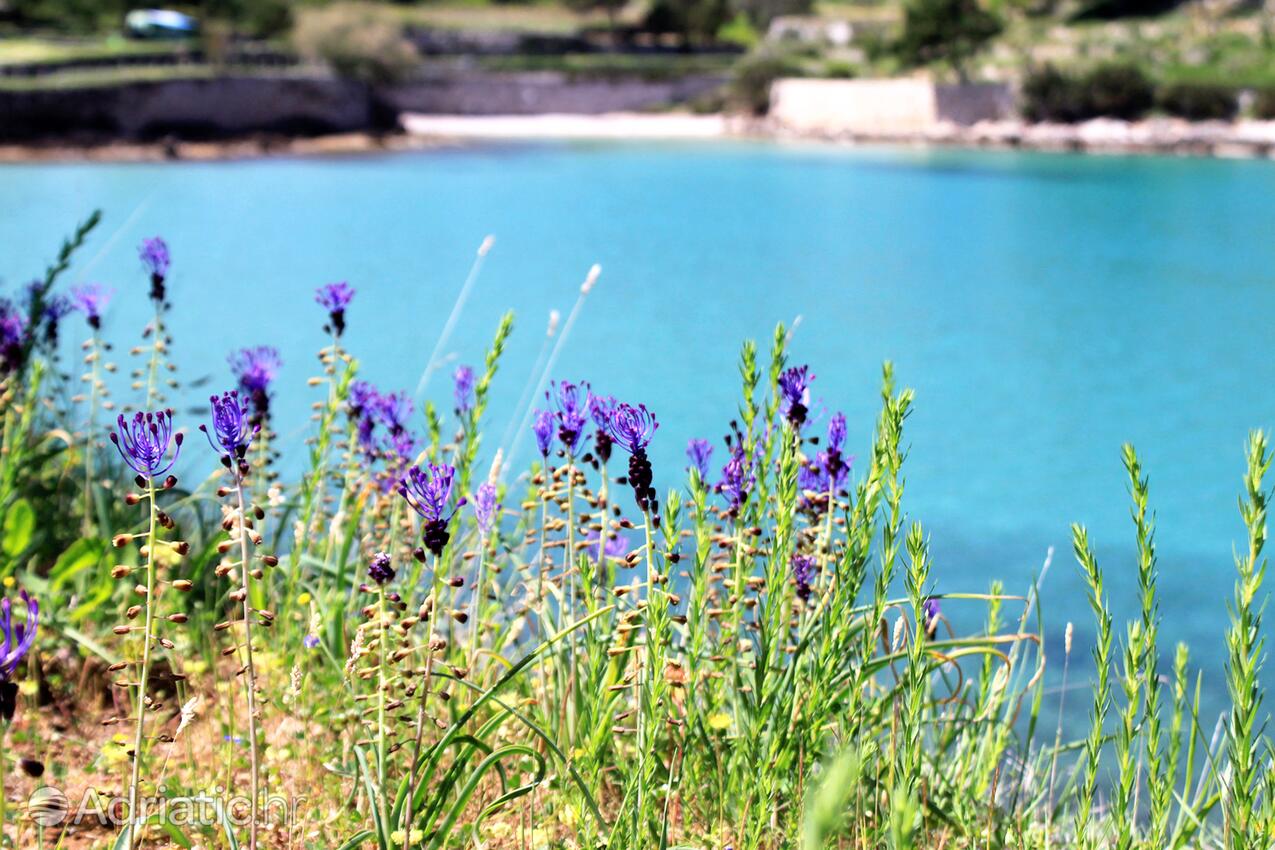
5, 140, 1275, 712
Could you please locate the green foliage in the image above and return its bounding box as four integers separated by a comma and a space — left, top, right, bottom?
717, 12, 761, 49
895, 0, 1001, 79
1158, 83, 1238, 121
1022, 62, 1155, 122
291, 4, 421, 85
728, 47, 804, 114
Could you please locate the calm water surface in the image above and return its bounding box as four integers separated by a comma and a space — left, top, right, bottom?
5, 140, 1275, 711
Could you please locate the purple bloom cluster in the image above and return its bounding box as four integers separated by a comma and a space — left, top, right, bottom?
400, 462, 465, 556
200, 391, 257, 470
348, 381, 418, 476
686, 438, 713, 480
0, 590, 38, 721
472, 482, 500, 535
368, 552, 395, 586
532, 409, 554, 458
453, 365, 476, 414
315, 282, 355, 337
588, 393, 617, 463
549, 380, 590, 455
228, 346, 281, 427
139, 237, 170, 303
791, 554, 818, 602
778, 365, 814, 429
0, 300, 27, 374
718, 440, 759, 516
605, 401, 659, 514
587, 531, 629, 563
921, 596, 941, 638
110, 409, 183, 480
70, 283, 112, 331
799, 412, 853, 499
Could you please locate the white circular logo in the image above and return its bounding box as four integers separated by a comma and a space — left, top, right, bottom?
27, 787, 69, 826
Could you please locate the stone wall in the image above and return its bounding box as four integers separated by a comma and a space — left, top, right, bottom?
768, 78, 1013, 134
382, 72, 725, 116
0, 71, 726, 142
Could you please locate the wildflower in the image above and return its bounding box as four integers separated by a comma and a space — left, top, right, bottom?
368, 552, 395, 586
349, 380, 380, 418
40, 294, 73, 346
0, 590, 38, 722
228, 346, 281, 426
799, 412, 853, 500
400, 462, 466, 557
70, 283, 112, 331
606, 402, 658, 514
303, 634, 320, 650
922, 596, 941, 639
315, 281, 355, 337
472, 482, 499, 535
718, 441, 757, 516
707, 712, 732, 732
588, 393, 617, 463
532, 409, 554, 458
109, 409, 183, 480
686, 438, 713, 480
377, 391, 413, 437
138, 237, 170, 303
778, 365, 814, 429
792, 554, 818, 602
199, 391, 256, 468
0, 301, 27, 375
586, 531, 629, 563
549, 380, 590, 455
453, 365, 475, 414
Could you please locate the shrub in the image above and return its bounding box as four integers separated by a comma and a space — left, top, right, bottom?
1083, 62, 1155, 120
1253, 88, 1275, 120
1021, 64, 1089, 122
291, 5, 420, 86
1159, 82, 1238, 121
895, 0, 1002, 79
729, 49, 804, 115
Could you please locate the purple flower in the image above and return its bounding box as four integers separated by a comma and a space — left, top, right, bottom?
586, 531, 629, 563
778, 365, 814, 428
453, 365, 476, 414
400, 462, 466, 557
303, 634, 320, 650
606, 403, 658, 455
228, 346, 281, 395
718, 442, 757, 515
70, 284, 112, 331
199, 391, 256, 466
315, 282, 355, 337
792, 554, 818, 602
349, 381, 380, 418
109, 409, 183, 479
607, 402, 659, 514
686, 438, 713, 480
588, 393, 617, 463
828, 412, 847, 454
368, 552, 395, 586
139, 237, 170, 303
0, 301, 28, 375
532, 409, 554, 458
549, 381, 590, 455
229, 346, 281, 426
472, 482, 499, 535
0, 590, 37, 721
39, 294, 73, 345
922, 596, 941, 638
377, 391, 413, 437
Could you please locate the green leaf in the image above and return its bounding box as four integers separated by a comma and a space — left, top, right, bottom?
50, 538, 105, 590
2, 499, 34, 557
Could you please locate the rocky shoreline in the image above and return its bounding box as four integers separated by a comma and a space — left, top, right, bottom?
5, 114, 1275, 162
766, 116, 1275, 158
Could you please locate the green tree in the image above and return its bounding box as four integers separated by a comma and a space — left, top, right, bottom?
896, 0, 1002, 80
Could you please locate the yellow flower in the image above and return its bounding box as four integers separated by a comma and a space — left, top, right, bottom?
297, 592, 311, 606
708, 712, 732, 732
2, 577, 13, 589
390, 828, 424, 846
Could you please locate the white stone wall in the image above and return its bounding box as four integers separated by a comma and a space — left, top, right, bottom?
769, 78, 1012, 134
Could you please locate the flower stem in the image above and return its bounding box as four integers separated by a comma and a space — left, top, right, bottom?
127, 477, 157, 850
233, 473, 261, 850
